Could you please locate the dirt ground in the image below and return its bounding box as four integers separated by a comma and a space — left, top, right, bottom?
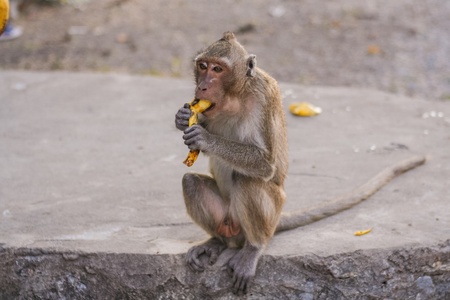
1, 0, 449, 101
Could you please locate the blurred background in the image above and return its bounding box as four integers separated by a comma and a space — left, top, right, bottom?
1, 0, 449, 101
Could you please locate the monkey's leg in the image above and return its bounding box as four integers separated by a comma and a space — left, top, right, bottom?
227, 242, 263, 295
182, 172, 229, 271
227, 178, 283, 294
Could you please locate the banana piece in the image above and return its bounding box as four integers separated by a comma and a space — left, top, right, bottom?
354, 228, 373, 236
0, 0, 9, 36
183, 99, 212, 167
289, 102, 322, 117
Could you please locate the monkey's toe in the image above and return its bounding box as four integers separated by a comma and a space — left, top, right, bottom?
186, 246, 206, 272
187, 255, 205, 272
232, 272, 250, 295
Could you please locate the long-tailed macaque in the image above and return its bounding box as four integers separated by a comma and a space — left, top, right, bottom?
175, 32, 426, 294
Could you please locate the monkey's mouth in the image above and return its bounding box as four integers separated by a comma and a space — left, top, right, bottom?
204, 102, 216, 112
192, 98, 215, 114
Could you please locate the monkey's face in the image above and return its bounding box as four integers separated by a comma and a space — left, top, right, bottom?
194, 59, 234, 118
193, 33, 256, 119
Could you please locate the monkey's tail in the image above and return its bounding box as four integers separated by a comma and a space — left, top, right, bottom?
276, 155, 427, 233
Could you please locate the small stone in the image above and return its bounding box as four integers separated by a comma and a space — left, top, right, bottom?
414, 276, 435, 298
93, 26, 105, 36
11, 82, 27, 91
62, 253, 79, 261
432, 261, 442, 268
68, 26, 88, 36
270, 6, 286, 18
85, 265, 96, 275
116, 33, 128, 43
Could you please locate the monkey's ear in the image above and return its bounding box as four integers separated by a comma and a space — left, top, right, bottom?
246, 54, 257, 77
221, 31, 236, 41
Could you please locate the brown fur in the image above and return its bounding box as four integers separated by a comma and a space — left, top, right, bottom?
178, 32, 288, 294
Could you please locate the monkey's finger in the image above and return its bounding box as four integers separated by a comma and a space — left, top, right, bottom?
189, 259, 204, 272
186, 143, 201, 152
186, 246, 206, 272
176, 114, 190, 123
176, 118, 189, 128
183, 124, 199, 134
183, 138, 197, 147
241, 277, 249, 294
187, 253, 205, 272
227, 264, 234, 277
183, 132, 197, 141
178, 107, 192, 116
232, 274, 244, 295
236, 274, 249, 295
208, 249, 220, 265
183, 126, 202, 141
176, 110, 191, 121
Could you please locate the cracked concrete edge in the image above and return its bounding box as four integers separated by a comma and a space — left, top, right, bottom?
1, 240, 449, 299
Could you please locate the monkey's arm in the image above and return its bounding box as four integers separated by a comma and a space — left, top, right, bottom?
276, 155, 427, 232
183, 125, 274, 179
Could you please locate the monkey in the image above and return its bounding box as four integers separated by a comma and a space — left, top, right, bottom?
174, 32, 426, 294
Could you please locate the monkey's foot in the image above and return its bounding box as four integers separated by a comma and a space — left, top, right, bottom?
227, 244, 262, 295
186, 237, 226, 272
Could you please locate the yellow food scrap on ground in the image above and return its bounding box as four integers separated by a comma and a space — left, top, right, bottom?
183, 99, 212, 167
367, 45, 382, 55
354, 228, 373, 236
289, 102, 322, 117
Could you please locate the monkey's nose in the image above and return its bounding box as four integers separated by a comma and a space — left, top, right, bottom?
197, 85, 207, 91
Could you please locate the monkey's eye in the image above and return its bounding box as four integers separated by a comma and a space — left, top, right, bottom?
213, 66, 223, 73
199, 62, 207, 70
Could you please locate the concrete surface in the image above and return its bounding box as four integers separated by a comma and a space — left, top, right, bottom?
0, 70, 449, 299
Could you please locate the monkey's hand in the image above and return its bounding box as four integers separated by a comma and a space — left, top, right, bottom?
183, 124, 212, 153
175, 103, 191, 131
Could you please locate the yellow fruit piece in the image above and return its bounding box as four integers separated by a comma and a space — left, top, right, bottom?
188, 111, 198, 127
354, 228, 373, 236
367, 45, 382, 55
0, 0, 10, 36
190, 98, 213, 114
289, 102, 322, 117
183, 99, 212, 167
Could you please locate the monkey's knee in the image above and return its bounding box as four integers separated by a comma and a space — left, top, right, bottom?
182, 173, 202, 211
182, 172, 209, 202
182, 172, 226, 236
182, 172, 221, 198
182, 172, 197, 190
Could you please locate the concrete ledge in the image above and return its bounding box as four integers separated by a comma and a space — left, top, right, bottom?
1, 242, 449, 299
0, 71, 449, 298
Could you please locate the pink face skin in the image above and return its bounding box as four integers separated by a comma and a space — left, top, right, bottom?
195, 60, 241, 118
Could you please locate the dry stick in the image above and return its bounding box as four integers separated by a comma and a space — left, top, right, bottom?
276, 155, 427, 232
